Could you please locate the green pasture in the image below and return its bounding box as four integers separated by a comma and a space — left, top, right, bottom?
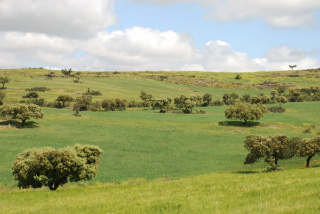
1, 102, 319, 186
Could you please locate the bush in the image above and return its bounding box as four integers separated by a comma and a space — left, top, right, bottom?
23, 92, 39, 99
268, 106, 286, 113
0, 104, 43, 126
128, 100, 143, 108
235, 74, 242, 80
212, 100, 223, 106
73, 95, 92, 112
61, 68, 72, 77
25, 87, 50, 92
202, 93, 212, 107
84, 88, 102, 96
0, 76, 9, 89
225, 103, 267, 124
152, 98, 172, 113
12, 144, 103, 190
222, 93, 239, 105
21, 98, 46, 107
89, 101, 103, 112
55, 95, 74, 108
140, 91, 153, 108
102, 99, 127, 111
174, 95, 195, 114
0, 91, 5, 105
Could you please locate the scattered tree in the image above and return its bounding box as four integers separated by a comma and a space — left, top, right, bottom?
152, 98, 172, 113
0, 104, 43, 126
56, 95, 74, 108
289, 65, 297, 71
0, 76, 10, 89
225, 103, 267, 124
12, 144, 103, 190
174, 95, 195, 114
202, 93, 212, 107
0, 91, 5, 105
222, 93, 239, 105
140, 91, 153, 108
244, 135, 296, 171
73, 95, 92, 113
61, 68, 72, 77
23, 92, 39, 99
296, 137, 320, 167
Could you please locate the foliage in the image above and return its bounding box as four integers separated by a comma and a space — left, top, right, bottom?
20, 98, 46, 107
225, 103, 267, 124
25, 87, 50, 92
296, 137, 320, 167
84, 88, 102, 96
235, 74, 242, 80
23, 92, 39, 99
61, 68, 72, 77
268, 106, 286, 113
0, 104, 43, 126
0, 91, 5, 105
73, 95, 92, 112
12, 144, 103, 190
102, 99, 127, 111
222, 93, 239, 105
56, 95, 74, 108
0, 76, 10, 89
152, 98, 172, 113
244, 135, 296, 171
174, 95, 195, 114
202, 93, 212, 107
140, 91, 153, 108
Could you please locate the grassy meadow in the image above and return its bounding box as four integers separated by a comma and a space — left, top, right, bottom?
1, 68, 320, 213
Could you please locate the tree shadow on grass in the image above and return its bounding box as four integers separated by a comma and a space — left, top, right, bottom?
0, 120, 39, 129
233, 170, 259, 174
218, 121, 260, 127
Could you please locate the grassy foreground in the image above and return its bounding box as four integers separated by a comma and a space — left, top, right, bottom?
1, 168, 320, 214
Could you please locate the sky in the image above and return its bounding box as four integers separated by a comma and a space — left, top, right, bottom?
0, 0, 320, 72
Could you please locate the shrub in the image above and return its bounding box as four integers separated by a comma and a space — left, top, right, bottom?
23, 92, 39, 99
235, 74, 242, 80
0, 91, 5, 105
128, 100, 143, 108
202, 93, 212, 107
73, 95, 92, 112
152, 98, 172, 113
222, 93, 239, 105
140, 91, 153, 108
212, 100, 223, 106
225, 103, 267, 124
25, 87, 50, 92
268, 106, 286, 113
296, 137, 320, 167
102, 99, 127, 111
244, 135, 296, 171
61, 68, 72, 77
0, 104, 43, 126
84, 88, 102, 96
174, 95, 195, 114
21, 98, 46, 107
240, 94, 251, 103
0, 76, 9, 89
89, 101, 103, 112
12, 144, 103, 190
56, 95, 74, 108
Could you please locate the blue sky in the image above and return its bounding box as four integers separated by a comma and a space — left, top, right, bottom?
0, 0, 319, 72
114, 0, 320, 59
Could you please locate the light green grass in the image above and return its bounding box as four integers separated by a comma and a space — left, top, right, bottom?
1, 102, 319, 186
1, 168, 320, 214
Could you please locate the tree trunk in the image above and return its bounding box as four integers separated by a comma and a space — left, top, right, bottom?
1, 83, 4, 89
274, 157, 278, 166
306, 155, 313, 168
21, 119, 26, 127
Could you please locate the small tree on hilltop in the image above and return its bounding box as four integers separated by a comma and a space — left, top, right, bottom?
289, 65, 297, 71
61, 68, 72, 77
296, 137, 320, 167
244, 135, 296, 171
0, 76, 10, 89
0, 104, 43, 126
12, 144, 103, 190
225, 103, 267, 124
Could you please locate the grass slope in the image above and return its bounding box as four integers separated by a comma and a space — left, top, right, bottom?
1, 102, 319, 186
1, 168, 320, 214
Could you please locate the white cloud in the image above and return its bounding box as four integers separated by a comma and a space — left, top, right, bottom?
0, 0, 116, 38
0, 29, 318, 72
134, 0, 320, 28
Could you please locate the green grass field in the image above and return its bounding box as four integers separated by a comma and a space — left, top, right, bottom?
1, 168, 320, 214
1, 68, 320, 213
